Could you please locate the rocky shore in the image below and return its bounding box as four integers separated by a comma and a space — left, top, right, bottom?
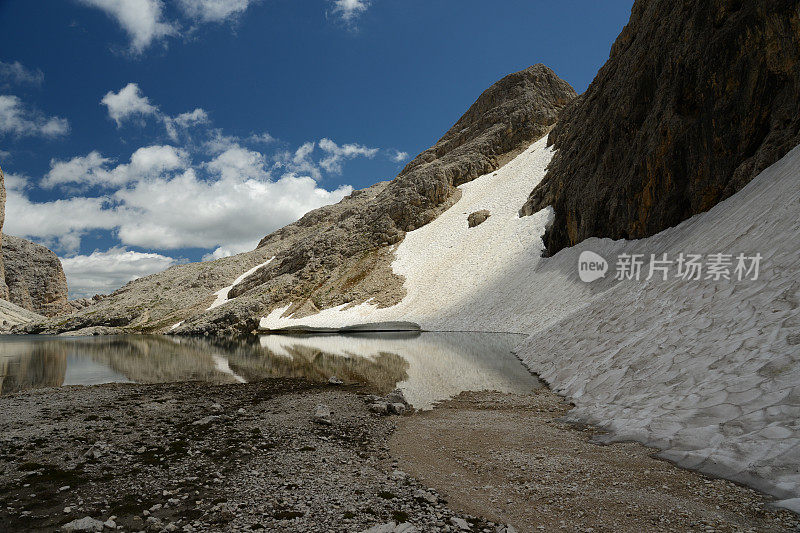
0, 379, 798, 532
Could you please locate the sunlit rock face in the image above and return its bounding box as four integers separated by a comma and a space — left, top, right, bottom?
522, 0, 800, 254
3, 235, 71, 317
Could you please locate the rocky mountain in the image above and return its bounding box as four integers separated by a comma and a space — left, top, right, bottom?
0, 166, 9, 301
521, 0, 800, 254
2, 234, 72, 317
0, 165, 74, 321
19, 65, 576, 335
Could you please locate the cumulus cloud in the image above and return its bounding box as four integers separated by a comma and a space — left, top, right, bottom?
43, 145, 188, 188
61, 247, 177, 297
77, 0, 177, 54
113, 145, 353, 251
101, 83, 209, 141
101, 83, 157, 126
0, 95, 70, 138
275, 141, 321, 179
392, 150, 409, 163
318, 138, 378, 174
177, 0, 257, 23
248, 132, 275, 144
330, 0, 370, 25
164, 107, 209, 140
274, 139, 378, 180
0, 61, 44, 87
4, 188, 121, 251
10, 138, 352, 257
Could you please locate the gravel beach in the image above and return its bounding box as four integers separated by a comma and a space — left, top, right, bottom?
0, 380, 797, 532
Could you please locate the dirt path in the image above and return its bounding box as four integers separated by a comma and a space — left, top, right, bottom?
389, 390, 800, 533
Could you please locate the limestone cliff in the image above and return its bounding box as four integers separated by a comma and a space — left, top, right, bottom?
0, 164, 72, 318
521, 0, 800, 254
2, 235, 72, 317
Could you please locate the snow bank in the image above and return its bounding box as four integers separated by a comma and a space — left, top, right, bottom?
515, 144, 800, 508
260, 135, 556, 332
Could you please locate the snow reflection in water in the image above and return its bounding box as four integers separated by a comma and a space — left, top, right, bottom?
0, 332, 541, 408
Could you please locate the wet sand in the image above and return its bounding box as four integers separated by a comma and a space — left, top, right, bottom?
390, 390, 800, 533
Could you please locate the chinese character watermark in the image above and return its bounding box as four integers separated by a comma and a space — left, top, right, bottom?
579, 251, 762, 283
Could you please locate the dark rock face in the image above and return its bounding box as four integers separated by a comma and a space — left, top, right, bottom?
232, 65, 576, 302
521, 0, 800, 254
3, 235, 72, 317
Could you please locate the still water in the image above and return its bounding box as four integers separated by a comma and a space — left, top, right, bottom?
0, 332, 541, 408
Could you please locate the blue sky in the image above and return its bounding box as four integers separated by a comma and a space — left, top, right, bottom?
0, 0, 633, 297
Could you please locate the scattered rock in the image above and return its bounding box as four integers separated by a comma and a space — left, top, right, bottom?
386, 389, 407, 405
413, 489, 437, 505
313, 404, 332, 425
328, 376, 344, 385
191, 415, 219, 426
389, 403, 407, 415
467, 209, 491, 228
363, 522, 417, 533
369, 402, 389, 415
366, 389, 411, 416
61, 516, 105, 532
450, 516, 471, 530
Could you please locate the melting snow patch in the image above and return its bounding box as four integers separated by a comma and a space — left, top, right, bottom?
260, 135, 555, 332
208, 257, 274, 310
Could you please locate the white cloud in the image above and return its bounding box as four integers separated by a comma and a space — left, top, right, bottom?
43, 145, 188, 188
164, 107, 209, 140
3, 171, 29, 192
0, 95, 70, 138
101, 83, 157, 126
318, 137, 378, 174
101, 83, 209, 141
274, 138, 378, 180
61, 247, 177, 297
113, 145, 353, 250
0, 61, 44, 86
248, 132, 275, 144
330, 0, 370, 24
274, 141, 321, 179
392, 150, 409, 163
78, 0, 177, 54
43, 151, 111, 188
4, 188, 121, 252
177, 0, 257, 23
11, 138, 352, 257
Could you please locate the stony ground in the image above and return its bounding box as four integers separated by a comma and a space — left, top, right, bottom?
391, 390, 800, 533
0, 380, 507, 532
0, 380, 798, 532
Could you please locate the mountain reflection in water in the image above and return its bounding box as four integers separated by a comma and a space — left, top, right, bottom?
0, 332, 541, 408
